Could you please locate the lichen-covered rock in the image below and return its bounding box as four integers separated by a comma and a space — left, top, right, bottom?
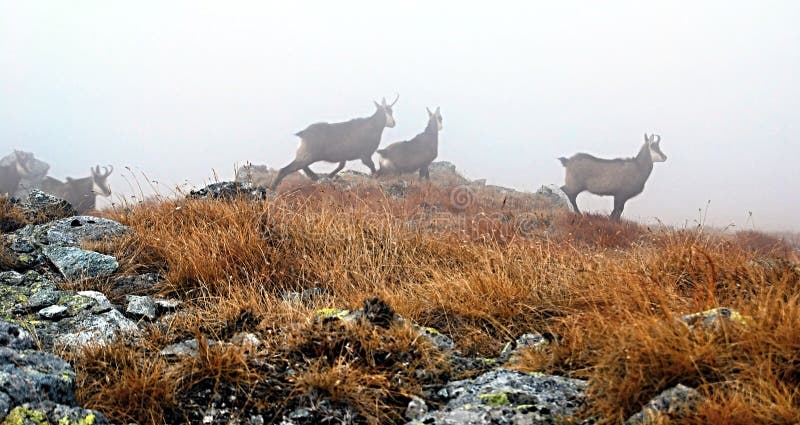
54, 308, 139, 348
0, 321, 33, 350
0, 319, 109, 424
188, 181, 268, 201
409, 369, 587, 425
405, 396, 428, 421
125, 295, 156, 320
0, 271, 24, 286
680, 307, 750, 330
26, 288, 62, 310
16, 215, 128, 248
17, 190, 77, 222
625, 384, 703, 424
43, 246, 118, 281
37, 305, 69, 320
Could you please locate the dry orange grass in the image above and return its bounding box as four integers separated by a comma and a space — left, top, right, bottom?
64, 182, 800, 424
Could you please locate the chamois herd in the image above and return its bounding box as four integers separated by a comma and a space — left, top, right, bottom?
2, 96, 668, 220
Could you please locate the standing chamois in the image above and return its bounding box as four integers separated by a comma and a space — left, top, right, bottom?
270, 96, 399, 190
376, 107, 443, 179
0, 150, 33, 196
41, 166, 113, 214
559, 134, 667, 220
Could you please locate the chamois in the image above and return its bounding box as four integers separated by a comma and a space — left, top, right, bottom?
0, 150, 33, 196
270, 95, 399, 190
559, 134, 667, 220
41, 165, 113, 214
376, 107, 443, 179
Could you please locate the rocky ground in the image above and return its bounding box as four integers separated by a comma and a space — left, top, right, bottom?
1, 167, 795, 424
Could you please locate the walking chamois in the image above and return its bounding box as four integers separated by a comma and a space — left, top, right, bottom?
376, 107, 443, 179
270, 96, 399, 190
41, 166, 113, 214
0, 150, 33, 196
559, 134, 667, 220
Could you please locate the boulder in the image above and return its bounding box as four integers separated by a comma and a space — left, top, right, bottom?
189, 181, 268, 201
15, 215, 129, 248
43, 246, 119, 281
125, 295, 157, 320
534, 184, 574, 212
625, 384, 703, 424
409, 369, 587, 425
17, 190, 77, 222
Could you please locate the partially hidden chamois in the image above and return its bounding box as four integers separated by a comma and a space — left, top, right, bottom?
41, 165, 113, 214
559, 133, 667, 220
270, 96, 399, 190
0, 150, 33, 196
376, 107, 443, 179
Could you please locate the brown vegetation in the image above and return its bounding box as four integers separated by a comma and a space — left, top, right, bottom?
63, 181, 799, 424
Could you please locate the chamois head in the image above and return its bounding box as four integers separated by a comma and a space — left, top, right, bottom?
13, 150, 33, 176
645, 134, 667, 162
426, 107, 443, 131
90, 165, 113, 197
374, 94, 399, 128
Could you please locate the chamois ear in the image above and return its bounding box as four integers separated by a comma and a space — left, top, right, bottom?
381, 97, 387, 106
644, 133, 650, 143
374, 100, 381, 109
435, 106, 441, 115
427, 107, 433, 116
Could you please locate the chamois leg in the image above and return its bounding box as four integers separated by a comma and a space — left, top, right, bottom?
562, 187, 581, 214
271, 159, 309, 190
610, 196, 627, 221
302, 166, 320, 181
361, 156, 378, 175
327, 161, 346, 179
419, 164, 431, 181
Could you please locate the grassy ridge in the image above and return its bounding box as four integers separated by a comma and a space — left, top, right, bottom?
48, 182, 798, 424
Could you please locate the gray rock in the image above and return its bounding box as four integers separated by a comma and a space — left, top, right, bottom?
280, 287, 326, 303
43, 246, 119, 280
499, 333, 550, 364
27, 288, 62, 310
18, 189, 77, 221
625, 384, 703, 424
0, 321, 33, 350
111, 272, 161, 294
0, 271, 24, 286
411, 369, 586, 425
680, 307, 749, 330
405, 396, 428, 420
9, 237, 35, 253
38, 305, 70, 320
18, 215, 128, 247
231, 332, 261, 348
55, 309, 140, 348
534, 184, 573, 212
161, 339, 204, 357
76, 290, 114, 312
189, 181, 268, 201
0, 319, 109, 423
382, 181, 410, 200
154, 298, 181, 314
126, 295, 157, 320
416, 325, 455, 352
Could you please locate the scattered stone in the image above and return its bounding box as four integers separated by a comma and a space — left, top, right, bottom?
160, 338, 217, 358
111, 272, 161, 295
0, 321, 33, 350
410, 369, 586, 425
0, 271, 24, 286
680, 307, 750, 330
534, 184, 573, 212
55, 309, 140, 348
625, 384, 703, 424
27, 288, 62, 310
280, 287, 325, 304
231, 332, 262, 348
416, 326, 455, 352
77, 290, 114, 313
499, 333, 550, 364
43, 246, 119, 281
154, 298, 181, 314
189, 181, 268, 201
405, 396, 428, 420
9, 237, 35, 253
38, 305, 70, 320
382, 181, 410, 200
126, 295, 157, 320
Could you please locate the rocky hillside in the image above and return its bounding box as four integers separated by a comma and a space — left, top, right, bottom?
1, 171, 798, 424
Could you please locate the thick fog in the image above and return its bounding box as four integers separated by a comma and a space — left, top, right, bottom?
1, 1, 798, 231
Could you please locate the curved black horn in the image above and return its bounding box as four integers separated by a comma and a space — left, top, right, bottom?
390, 93, 399, 107
653, 135, 661, 143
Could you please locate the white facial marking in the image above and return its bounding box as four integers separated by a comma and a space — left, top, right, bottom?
384, 110, 395, 127
15, 161, 28, 175
649, 146, 666, 162
437, 117, 443, 131
93, 180, 111, 197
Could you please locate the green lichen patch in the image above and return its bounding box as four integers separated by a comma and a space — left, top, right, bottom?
479, 391, 510, 407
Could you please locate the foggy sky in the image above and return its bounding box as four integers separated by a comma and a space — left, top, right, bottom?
1, 1, 798, 231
